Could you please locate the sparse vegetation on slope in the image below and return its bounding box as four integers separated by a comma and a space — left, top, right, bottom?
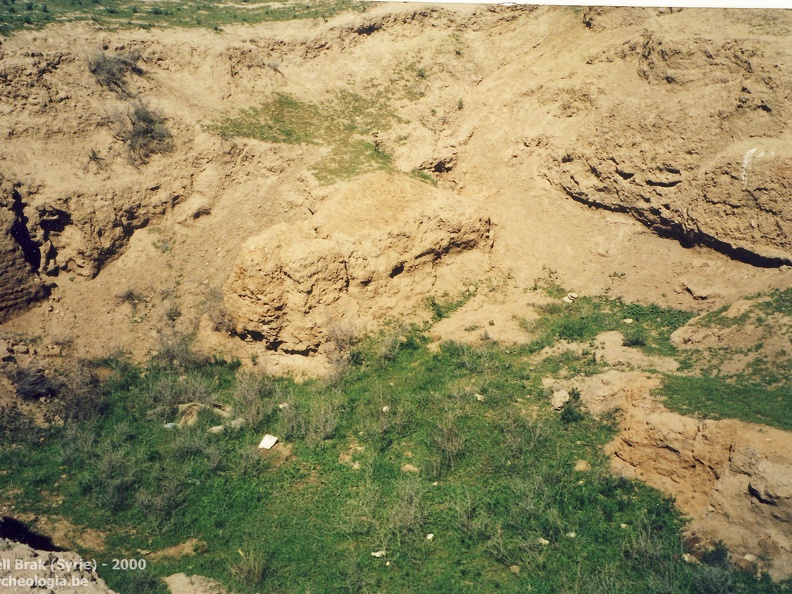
209, 91, 399, 183
657, 286, 792, 431
2, 318, 789, 593
0, 0, 366, 37
114, 102, 173, 165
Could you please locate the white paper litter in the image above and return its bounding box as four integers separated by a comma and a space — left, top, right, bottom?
258, 434, 279, 449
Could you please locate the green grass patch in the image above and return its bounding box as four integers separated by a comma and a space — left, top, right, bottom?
0, 0, 367, 37
426, 287, 476, 322
409, 168, 438, 186
522, 296, 695, 357
659, 374, 792, 431
208, 90, 400, 183
2, 324, 787, 593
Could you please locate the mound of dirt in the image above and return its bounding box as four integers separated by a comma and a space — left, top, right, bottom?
544, 9, 792, 266
224, 172, 492, 354
550, 370, 792, 579
0, 537, 116, 593
1, 5, 791, 364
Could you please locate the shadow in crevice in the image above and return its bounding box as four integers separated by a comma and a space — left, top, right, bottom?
0, 516, 65, 551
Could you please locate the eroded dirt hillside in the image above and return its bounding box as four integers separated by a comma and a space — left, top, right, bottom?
1, 3, 792, 585
0, 5, 790, 364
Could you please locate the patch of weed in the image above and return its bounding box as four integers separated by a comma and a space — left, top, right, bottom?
658, 374, 792, 431
208, 90, 399, 183
1, 0, 367, 37
0, 326, 787, 594
88, 51, 142, 96
426, 287, 476, 322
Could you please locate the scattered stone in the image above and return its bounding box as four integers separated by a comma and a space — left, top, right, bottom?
371, 550, 386, 558
176, 403, 232, 427
566, 531, 576, 538
258, 434, 279, 449
381, 405, 390, 413
475, 393, 485, 402
278, 402, 289, 410
622, 318, 634, 324
164, 572, 227, 594
538, 537, 549, 546
734, 557, 756, 573
0, 538, 117, 593
574, 460, 591, 472
426, 533, 434, 542
620, 523, 629, 529
551, 389, 570, 410
401, 463, 420, 473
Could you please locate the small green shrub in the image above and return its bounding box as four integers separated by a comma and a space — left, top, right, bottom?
701, 540, 731, 570
623, 327, 648, 347
690, 565, 734, 594
560, 402, 583, 424
233, 372, 278, 429
228, 550, 269, 589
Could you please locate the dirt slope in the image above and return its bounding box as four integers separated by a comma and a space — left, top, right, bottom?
1, 4, 792, 578
0, 5, 791, 365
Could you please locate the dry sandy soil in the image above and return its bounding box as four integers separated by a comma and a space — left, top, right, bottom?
1, 2, 792, 585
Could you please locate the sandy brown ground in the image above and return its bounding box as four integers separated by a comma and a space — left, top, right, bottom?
1, 2, 792, 583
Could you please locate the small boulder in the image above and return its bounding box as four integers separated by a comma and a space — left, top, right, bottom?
574, 460, 591, 472
551, 389, 570, 410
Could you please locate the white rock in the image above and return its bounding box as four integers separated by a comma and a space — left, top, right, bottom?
382, 406, 390, 412
426, 533, 434, 542
371, 550, 386, 558
566, 531, 576, 538
563, 296, 575, 304
622, 318, 634, 324
551, 389, 570, 410
538, 537, 549, 546
744, 553, 757, 563
475, 393, 485, 402
258, 434, 279, 449
278, 402, 289, 409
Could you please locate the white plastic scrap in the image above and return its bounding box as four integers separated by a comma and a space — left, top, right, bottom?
258, 434, 279, 449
